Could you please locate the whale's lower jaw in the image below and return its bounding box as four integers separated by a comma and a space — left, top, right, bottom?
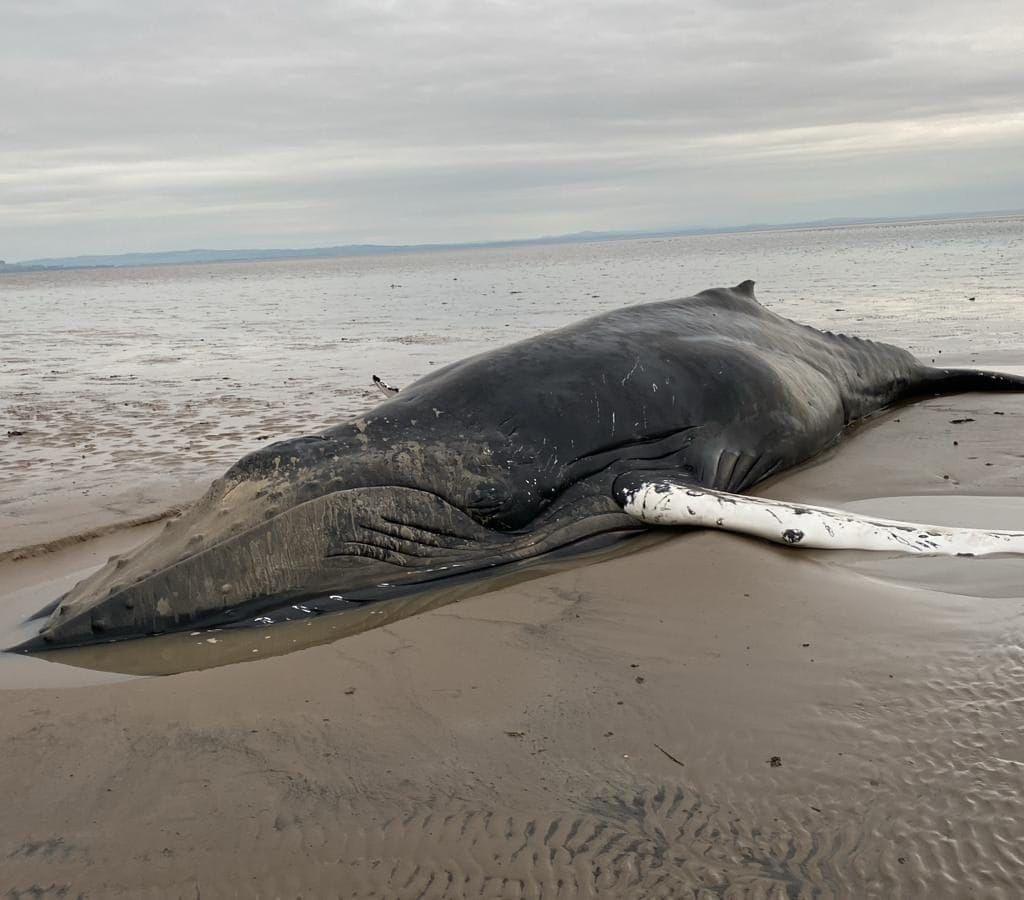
14, 484, 641, 652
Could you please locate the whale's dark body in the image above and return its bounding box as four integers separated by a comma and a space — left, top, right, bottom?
21, 281, 1024, 649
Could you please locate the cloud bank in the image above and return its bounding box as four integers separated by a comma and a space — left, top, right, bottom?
2, 0, 1022, 259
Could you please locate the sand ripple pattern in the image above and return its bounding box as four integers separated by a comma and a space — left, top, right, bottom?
4, 530, 1024, 897
1, 785, 845, 898
6, 625, 1023, 900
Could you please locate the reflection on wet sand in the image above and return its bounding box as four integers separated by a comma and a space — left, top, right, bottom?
25, 531, 668, 678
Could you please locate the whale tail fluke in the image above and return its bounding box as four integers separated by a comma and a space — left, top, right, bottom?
921, 367, 1024, 395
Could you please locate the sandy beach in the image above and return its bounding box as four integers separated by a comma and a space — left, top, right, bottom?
2, 368, 1022, 896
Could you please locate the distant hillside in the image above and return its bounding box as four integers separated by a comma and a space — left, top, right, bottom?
5, 209, 1021, 274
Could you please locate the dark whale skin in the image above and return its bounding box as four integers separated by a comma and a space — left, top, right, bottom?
18, 281, 1024, 650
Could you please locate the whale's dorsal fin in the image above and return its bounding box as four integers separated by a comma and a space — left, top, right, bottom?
733, 279, 756, 298
615, 474, 1024, 556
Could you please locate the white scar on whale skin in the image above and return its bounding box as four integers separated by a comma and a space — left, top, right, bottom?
621, 482, 1024, 556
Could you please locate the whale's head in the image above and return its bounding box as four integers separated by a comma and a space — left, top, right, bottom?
16, 415, 626, 651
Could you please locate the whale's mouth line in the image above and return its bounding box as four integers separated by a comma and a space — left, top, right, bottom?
224, 522, 649, 628
22, 442, 700, 654
13, 477, 648, 654
13, 523, 650, 656
18, 482, 500, 651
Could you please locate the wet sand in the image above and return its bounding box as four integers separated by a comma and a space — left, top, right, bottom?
1, 385, 1023, 897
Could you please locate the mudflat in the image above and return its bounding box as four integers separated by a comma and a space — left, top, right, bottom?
1, 382, 1022, 897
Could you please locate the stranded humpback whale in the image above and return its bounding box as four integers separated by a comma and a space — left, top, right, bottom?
17, 280, 1024, 650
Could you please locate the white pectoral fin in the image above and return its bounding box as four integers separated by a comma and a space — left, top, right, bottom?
618, 479, 1024, 557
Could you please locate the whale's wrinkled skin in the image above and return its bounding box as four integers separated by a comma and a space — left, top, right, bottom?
18, 281, 1024, 650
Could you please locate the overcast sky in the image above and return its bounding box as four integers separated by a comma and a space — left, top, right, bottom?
2, 0, 1022, 260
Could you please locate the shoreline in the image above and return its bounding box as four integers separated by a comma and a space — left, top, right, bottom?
7, 209, 1021, 275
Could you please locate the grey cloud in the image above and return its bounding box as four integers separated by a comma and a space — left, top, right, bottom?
1, 0, 1022, 259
